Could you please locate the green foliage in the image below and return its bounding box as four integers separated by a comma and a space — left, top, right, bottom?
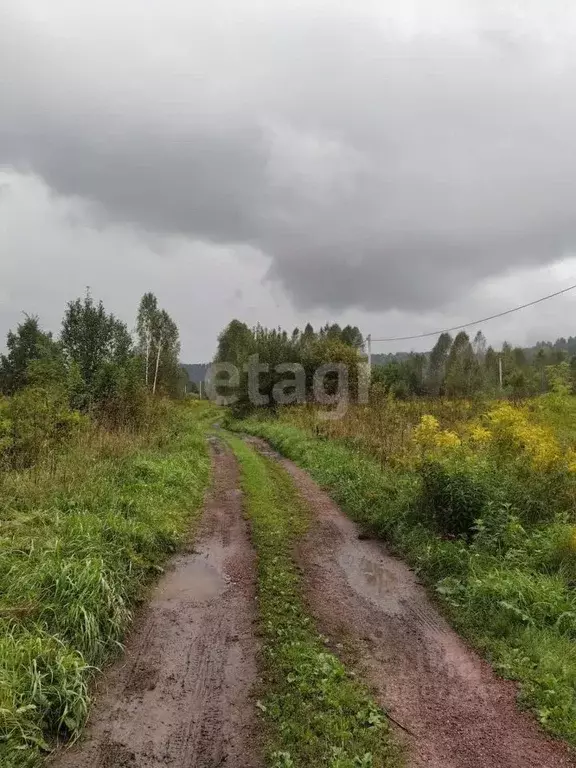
0, 405, 210, 765
426, 332, 452, 396
90, 357, 149, 429
136, 291, 158, 389
372, 355, 426, 399
3, 386, 85, 469
61, 292, 132, 399
547, 361, 572, 396
0, 316, 61, 396
150, 309, 180, 396
215, 319, 255, 368
444, 331, 481, 397
0, 289, 187, 439
226, 435, 399, 768
372, 328, 576, 400
136, 293, 181, 397
235, 417, 576, 746
0, 397, 13, 454
419, 459, 490, 537
214, 319, 364, 416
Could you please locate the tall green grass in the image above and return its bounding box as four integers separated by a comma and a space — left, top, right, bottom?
235, 418, 576, 747
0, 403, 210, 767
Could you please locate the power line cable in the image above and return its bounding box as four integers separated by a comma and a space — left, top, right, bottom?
370, 282, 576, 343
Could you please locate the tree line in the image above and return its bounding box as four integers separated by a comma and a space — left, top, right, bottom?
212, 320, 576, 408
0, 291, 185, 436
373, 329, 576, 399
213, 320, 364, 413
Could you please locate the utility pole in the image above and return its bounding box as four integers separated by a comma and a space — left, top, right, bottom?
498, 356, 503, 390
199, 379, 202, 399
366, 333, 372, 376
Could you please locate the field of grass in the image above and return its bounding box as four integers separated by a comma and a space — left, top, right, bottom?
279, 393, 576, 469
235, 393, 576, 746
226, 434, 400, 768
0, 402, 211, 767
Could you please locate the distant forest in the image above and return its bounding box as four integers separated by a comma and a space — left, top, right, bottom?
372, 335, 576, 367
371, 332, 576, 398
184, 329, 576, 400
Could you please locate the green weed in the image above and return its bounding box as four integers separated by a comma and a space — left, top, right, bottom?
235, 418, 576, 747
0, 403, 210, 766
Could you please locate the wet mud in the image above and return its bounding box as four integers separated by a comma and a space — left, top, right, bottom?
50, 443, 260, 768
248, 437, 574, 768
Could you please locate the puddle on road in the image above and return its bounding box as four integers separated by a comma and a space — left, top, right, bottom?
338, 545, 450, 639
158, 557, 227, 603
361, 556, 399, 593
337, 547, 417, 616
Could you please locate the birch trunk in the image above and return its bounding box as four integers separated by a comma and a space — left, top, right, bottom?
152, 336, 163, 395
145, 330, 151, 388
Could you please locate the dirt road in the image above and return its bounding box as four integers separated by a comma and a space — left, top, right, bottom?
51, 440, 260, 768
249, 440, 574, 768
49, 432, 576, 768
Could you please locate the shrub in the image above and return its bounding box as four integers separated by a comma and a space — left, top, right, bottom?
471, 503, 528, 556
4, 386, 85, 469
485, 401, 562, 471
419, 458, 490, 537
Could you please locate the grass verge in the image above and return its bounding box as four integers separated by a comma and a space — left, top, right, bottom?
234, 418, 576, 748
0, 403, 211, 767
225, 433, 400, 768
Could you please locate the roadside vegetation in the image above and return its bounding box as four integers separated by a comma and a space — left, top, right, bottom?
0, 292, 211, 767
235, 388, 576, 747
0, 402, 210, 766
226, 434, 400, 768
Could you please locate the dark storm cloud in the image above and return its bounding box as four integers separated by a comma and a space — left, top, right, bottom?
2, 2, 576, 313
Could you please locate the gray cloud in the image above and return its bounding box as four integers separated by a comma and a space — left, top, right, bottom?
2, 1, 576, 316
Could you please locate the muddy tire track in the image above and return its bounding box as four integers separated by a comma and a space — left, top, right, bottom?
51, 441, 260, 768
248, 438, 574, 768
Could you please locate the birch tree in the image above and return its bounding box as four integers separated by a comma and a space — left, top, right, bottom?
151, 310, 180, 396
136, 292, 159, 388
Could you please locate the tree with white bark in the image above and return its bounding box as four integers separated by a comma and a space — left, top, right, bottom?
137, 294, 180, 396
151, 309, 180, 395
136, 292, 159, 389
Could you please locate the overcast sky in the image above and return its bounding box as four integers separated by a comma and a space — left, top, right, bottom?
2, 0, 576, 361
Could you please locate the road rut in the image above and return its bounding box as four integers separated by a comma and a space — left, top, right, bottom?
250, 439, 574, 768
51, 440, 260, 768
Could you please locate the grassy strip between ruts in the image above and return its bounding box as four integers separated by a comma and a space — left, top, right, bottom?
0, 402, 211, 768
232, 418, 576, 748
225, 433, 400, 768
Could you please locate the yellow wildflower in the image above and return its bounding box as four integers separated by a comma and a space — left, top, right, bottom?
412, 414, 461, 454
470, 425, 491, 443
435, 430, 461, 448
565, 449, 576, 473
485, 401, 562, 471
